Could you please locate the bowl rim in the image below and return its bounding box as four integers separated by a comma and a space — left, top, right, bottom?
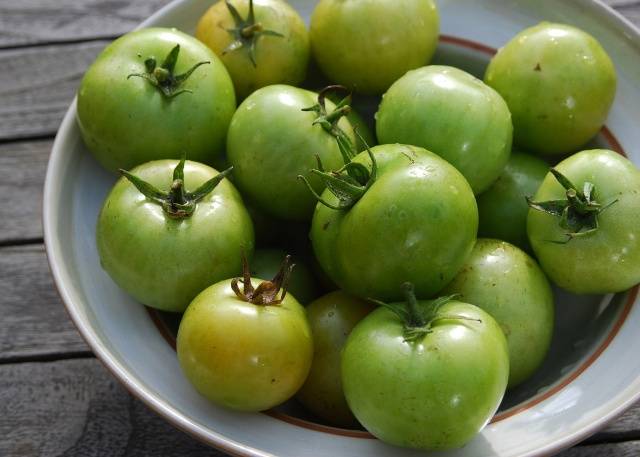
43, 1, 640, 456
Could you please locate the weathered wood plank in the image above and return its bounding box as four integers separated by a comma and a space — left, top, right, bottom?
0, 358, 222, 457
558, 441, 640, 456
0, 244, 88, 361
0, 0, 169, 48
0, 41, 107, 141
0, 139, 51, 243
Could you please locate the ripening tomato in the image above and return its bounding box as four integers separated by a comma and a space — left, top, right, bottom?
296, 291, 373, 426
485, 22, 617, 155
96, 158, 254, 312
177, 256, 312, 411
196, 0, 309, 99
78, 28, 236, 172
527, 149, 640, 293
310, 0, 439, 94
342, 284, 509, 450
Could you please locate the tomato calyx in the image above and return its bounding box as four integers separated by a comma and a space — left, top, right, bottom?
127, 44, 210, 98
300, 87, 381, 210
299, 86, 378, 210
303, 86, 354, 160
526, 168, 618, 243
119, 154, 233, 219
231, 254, 295, 305
223, 0, 284, 67
371, 283, 479, 343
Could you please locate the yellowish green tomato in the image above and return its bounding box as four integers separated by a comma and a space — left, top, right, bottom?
485, 22, 617, 155
296, 291, 373, 427
96, 159, 254, 312
477, 152, 549, 252
250, 248, 319, 304
227, 85, 355, 221
376, 65, 513, 194
442, 239, 554, 388
310, 0, 439, 94
342, 285, 509, 450
196, 0, 309, 100
77, 28, 236, 172
177, 258, 312, 411
527, 149, 640, 294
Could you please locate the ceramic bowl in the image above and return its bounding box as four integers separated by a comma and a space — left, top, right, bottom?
44, 0, 640, 456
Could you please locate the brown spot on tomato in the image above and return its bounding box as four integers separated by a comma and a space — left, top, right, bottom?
534, 63, 542, 71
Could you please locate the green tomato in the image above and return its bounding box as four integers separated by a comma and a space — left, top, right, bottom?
177, 267, 312, 411
527, 149, 640, 294
250, 248, 319, 304
311, 144, 478, 302
77, 28, 236, 172
196, 0, 309, 100
310, 0, 439, 94
442, 239, 554, 387
485, 22, 617, 155
342, 288, 509, 450
376, 65, 513, 194
477, 152, 549, 252
227, 85, 355, 221
296, 291, 373, 427
96, 160, 254, 312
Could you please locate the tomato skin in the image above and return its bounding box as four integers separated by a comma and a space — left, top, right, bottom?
311, 144, 478, 302
250, 249, 320, 304
527, 150, 640, 294
227, 85, 355, 221
477, 152, 548, 252
376, 66, 513, 194
485, 22, 616, 155
442, 239, 554, 387
196, 0, 309, 100
342, 300, 509, 450
176, 279, 312, 411
77, 28, 236, 172
296, 291, 373, 427
310, 0, 439, 94
96, 160, 254, 312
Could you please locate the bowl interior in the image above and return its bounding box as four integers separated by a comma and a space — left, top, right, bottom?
44, 1, 640, 456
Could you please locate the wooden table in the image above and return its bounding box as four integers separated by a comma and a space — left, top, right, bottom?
1, 1, 639, 455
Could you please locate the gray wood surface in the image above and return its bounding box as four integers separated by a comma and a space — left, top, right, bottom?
0, 0, 639, 456
0, 140, 50, 244
0, 0, 168, 48
0, 359, 221, 457
0, 41, 107, 141
0, 245, 88, 362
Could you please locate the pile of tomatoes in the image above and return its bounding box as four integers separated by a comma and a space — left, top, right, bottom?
77, 0, 640, 451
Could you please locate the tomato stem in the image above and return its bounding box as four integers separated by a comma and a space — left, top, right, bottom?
298, 130, 377, 210
119, 154, 233, 219
127, 44, 210, 98
231, 254, 295, 305
370, 284, 472, 343
223, 0, 284, 67
527, 168, 618, 243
